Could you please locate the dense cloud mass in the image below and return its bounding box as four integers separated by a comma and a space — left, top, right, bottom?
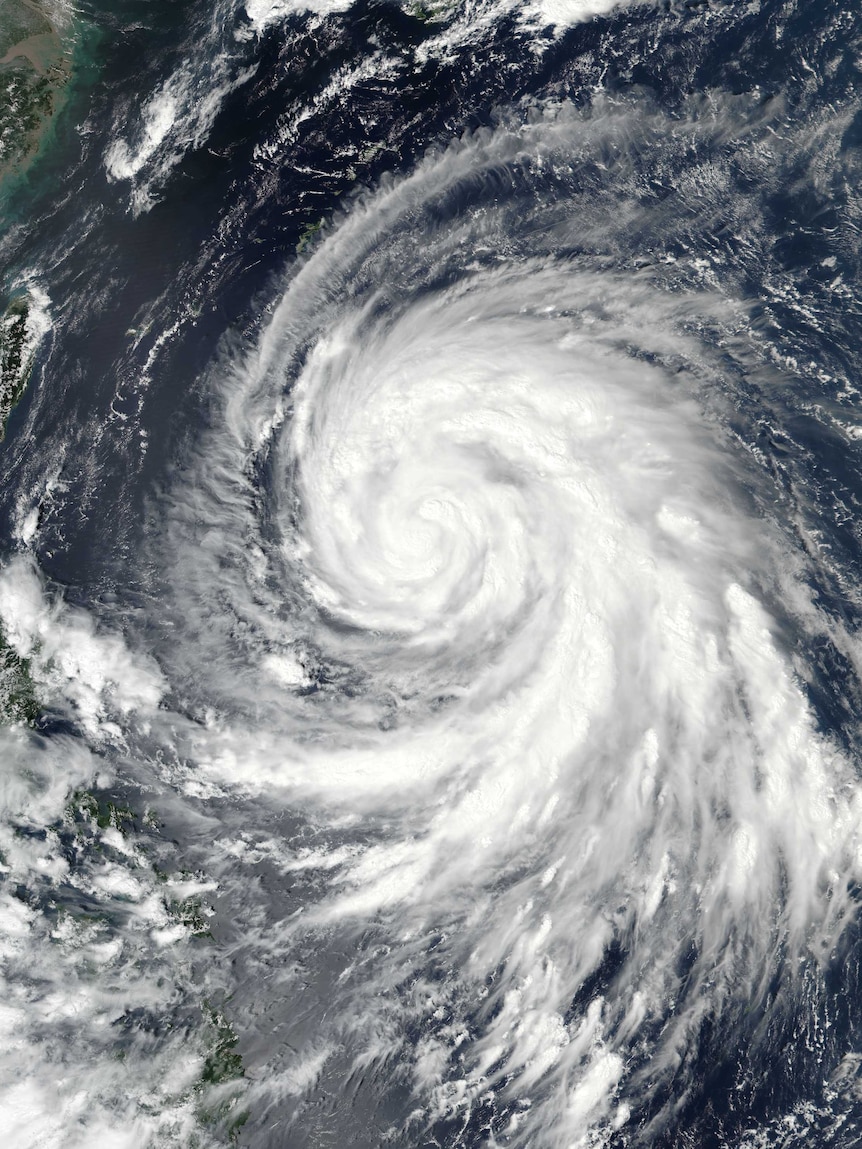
4, 2, 862, 1147
139, 99, 862, 1145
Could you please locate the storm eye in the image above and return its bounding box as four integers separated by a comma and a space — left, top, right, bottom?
1, 2, 859, 1146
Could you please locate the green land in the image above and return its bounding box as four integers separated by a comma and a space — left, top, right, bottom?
0, 289, 44, 726
0, 0, 70, 469
0, 0, 71, 187
0, 4, 71, 727
0, 630, 37, 724
0, 293, 38, 439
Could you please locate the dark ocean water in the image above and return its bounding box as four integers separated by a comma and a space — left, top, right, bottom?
4, 1, 862, 1146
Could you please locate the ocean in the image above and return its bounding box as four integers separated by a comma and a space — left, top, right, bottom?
2, 1, 862, 1146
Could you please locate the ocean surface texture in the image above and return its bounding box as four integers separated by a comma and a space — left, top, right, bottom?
2, 1, 862, 1146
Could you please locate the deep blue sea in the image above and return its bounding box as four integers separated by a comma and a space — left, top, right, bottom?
3, 1, 862, 1146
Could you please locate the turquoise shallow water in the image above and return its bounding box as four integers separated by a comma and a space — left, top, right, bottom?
0, 2, 106, 220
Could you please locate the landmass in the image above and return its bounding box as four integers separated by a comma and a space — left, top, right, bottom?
0, 631, 37, 724
0, 0, 71, 185
0, 287, 51, 724
0, 286, 49, 440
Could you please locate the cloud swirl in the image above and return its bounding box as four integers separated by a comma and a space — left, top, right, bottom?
131, 96, 862, 1145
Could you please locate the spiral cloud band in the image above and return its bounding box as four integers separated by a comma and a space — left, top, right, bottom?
134, 96, 862, 1145
3, 88, 862, 1147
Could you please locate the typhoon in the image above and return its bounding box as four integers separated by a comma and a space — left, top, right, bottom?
2, 2, 862, 1148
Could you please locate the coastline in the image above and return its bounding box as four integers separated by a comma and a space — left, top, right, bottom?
0, 1, 79, 484
0, 0, 72, 188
